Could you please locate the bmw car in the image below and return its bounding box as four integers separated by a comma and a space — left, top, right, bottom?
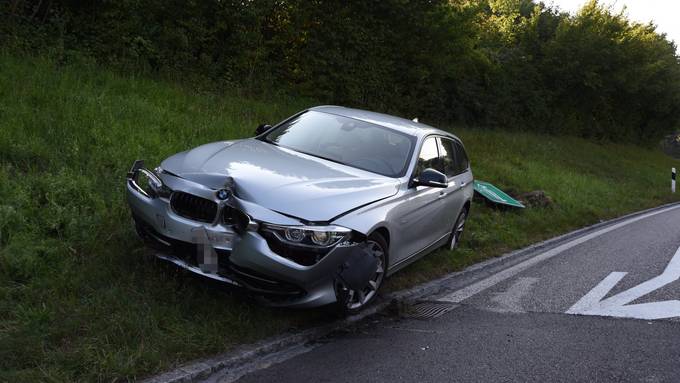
126, 106, 473, 313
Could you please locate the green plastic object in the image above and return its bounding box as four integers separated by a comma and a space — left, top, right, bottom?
473, 180, 525, 208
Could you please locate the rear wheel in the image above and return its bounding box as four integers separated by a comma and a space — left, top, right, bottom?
448, 207, 468, 250
335, 232, 387, 315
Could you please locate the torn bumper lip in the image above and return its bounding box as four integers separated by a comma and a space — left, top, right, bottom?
135, 219, 363, 307
154, 252, 241, 286
226, 233, 366, 307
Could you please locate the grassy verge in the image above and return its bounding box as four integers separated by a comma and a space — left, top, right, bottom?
1, 54, 678, 382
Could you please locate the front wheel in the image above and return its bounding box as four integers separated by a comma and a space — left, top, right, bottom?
335, 232, 387, 315
447, 208, 468, 250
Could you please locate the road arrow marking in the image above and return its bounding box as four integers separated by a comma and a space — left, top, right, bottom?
567, 246, 680, 320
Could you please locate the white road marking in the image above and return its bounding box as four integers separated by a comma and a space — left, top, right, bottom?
567, 245, 680, 320
437, 205, 680, 304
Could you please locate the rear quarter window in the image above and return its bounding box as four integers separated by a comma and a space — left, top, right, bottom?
454, 141, 469, 173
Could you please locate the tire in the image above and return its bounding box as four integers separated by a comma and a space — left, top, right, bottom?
447, 207, 468, 251
335, 231, 388, 316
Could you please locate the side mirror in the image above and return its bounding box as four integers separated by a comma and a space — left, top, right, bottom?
412, 168, 448, 188
255, 124, 272, 136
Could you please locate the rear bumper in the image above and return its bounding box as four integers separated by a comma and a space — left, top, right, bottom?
126, 163, 360, 308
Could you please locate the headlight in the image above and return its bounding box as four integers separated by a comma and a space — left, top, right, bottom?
284, 228, 306, 242
127, 161, 172, 199
310, 231, 330, 246
131, 168, 163, 198
262, 224, 351, 248
152, 167, 172, 198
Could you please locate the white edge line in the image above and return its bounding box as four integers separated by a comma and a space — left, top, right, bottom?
437, 204, 680, 303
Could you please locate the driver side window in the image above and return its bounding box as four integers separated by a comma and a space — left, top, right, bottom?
415, 137, 441, 177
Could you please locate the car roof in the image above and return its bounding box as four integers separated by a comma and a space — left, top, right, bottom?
308, 105, 460, 142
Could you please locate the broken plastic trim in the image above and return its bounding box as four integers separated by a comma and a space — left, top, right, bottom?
155, 252, 241, 286
336, 243, 378, 291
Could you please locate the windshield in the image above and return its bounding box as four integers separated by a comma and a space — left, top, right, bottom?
263, 111, 416, 177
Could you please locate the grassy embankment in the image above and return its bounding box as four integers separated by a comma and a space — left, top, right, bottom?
1, 54, 678, 381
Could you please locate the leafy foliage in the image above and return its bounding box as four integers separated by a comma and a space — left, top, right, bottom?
3, 0, 680, 142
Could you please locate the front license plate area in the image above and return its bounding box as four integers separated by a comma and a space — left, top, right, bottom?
191, 227, 234, 273
206, 231, 234, 247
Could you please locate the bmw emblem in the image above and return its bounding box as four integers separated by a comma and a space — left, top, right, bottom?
216, 189, 231, 200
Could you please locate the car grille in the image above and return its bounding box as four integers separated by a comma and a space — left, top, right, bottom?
170, 191, 218, 223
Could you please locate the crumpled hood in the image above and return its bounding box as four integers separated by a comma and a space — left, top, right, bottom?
161, 139, 400, 222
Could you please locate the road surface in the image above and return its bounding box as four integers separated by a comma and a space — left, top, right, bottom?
210, 205, 680, 382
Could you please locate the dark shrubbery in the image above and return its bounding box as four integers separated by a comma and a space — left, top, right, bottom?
3, 0, 680, 143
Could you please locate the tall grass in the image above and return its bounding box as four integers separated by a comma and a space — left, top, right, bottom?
1, 54, 678, 381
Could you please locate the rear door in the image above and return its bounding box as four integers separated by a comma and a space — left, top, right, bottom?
437, 137, 470, 233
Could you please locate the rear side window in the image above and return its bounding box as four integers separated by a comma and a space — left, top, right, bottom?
438, 138, 457, 177
438, 137, 469, 177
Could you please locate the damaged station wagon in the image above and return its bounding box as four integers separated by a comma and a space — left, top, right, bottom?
126, 106, 474, 313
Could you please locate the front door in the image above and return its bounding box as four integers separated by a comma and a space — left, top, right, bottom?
392, 137, 449, 265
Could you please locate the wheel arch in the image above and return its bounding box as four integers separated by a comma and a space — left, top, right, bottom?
369, 226, 391, 268
463, 200, 471, 214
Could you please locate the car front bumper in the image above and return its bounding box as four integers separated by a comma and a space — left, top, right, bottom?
126, 163, 363, 308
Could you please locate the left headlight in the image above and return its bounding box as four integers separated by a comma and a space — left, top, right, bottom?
261, 224, 352, 248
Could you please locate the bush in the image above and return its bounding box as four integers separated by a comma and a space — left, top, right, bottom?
2, 0, 679, 142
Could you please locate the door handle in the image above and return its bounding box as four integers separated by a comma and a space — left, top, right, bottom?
439, 191, 447, 198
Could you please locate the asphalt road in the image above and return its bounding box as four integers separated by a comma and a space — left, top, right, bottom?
223, 205, 680, 382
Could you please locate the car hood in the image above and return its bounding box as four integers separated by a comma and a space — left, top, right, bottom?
161, 139, 400, 222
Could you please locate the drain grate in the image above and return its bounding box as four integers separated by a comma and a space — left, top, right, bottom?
402, 301, 458, 319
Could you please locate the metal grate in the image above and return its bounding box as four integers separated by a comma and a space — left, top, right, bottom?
402, 301, 458, 320
170, 191, 218, 223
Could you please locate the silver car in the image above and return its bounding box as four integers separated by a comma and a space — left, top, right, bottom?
126, 106, 474, 313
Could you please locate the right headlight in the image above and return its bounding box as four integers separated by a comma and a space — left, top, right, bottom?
127, 160, 172, 199
261, 224, 351, 248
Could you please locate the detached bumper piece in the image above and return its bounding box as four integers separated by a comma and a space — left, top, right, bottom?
473, 180, 525, 208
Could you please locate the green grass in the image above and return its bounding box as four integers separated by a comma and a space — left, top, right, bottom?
0, 53, 678, 381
